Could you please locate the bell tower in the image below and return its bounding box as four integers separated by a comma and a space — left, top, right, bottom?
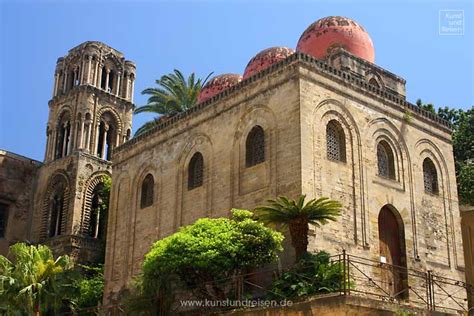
32, 42, 135, 263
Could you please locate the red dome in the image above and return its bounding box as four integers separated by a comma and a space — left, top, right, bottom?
243, 47, 295, 79
296, 16, 375, 63
198, 74, 242, 103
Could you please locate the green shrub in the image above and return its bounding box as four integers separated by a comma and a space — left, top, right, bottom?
267, 251, 348, 299
141, 209, 284, 302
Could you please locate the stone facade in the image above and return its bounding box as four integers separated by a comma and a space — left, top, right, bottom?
0, 151, 41, 254
103, 51, 466, 310
0, 39, 470, 313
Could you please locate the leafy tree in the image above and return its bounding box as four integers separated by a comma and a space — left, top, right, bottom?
140, 209, 283, 305
75, 264, 104, 314
254, 195, 342, 261
134, 69, 212, 137
0, 243, 78, 315
416, 99, 436, 114
267, 251, 348, 299
458, 162, 474, 206
415, 101, 473, 205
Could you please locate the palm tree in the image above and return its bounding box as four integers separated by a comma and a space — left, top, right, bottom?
0, 243, 78, 315
254, 195, 342, 262
134, 69, 212, 136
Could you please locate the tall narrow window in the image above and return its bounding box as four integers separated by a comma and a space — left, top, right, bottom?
0, 203, 8, 238
88, 182, 108, 240
49, 193, 64, 237
246, 125, 265, 167
423, 158, 439, 194
188, 152, 204, 190
108, 70, 115, 92
101, 66, 107, 90
377, 140, 396, 179
326, 120, 346, 162
141, 174, 155, 208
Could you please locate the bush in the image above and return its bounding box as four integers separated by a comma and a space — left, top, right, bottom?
267, 251, 348, 299
75, 264, 104, 313
140, 209, 284, 303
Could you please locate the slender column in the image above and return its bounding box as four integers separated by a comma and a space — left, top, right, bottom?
124, 74, 129, 99
78, 118, 84, 149
86, 56, 92, 84
80, 58, 85, 84
69, 120, 76, 153
53, 73, 59, 97
100, 124, 109, 159
115, 72, 121, 96
51, 130, 58, 159
105, 69, 110, 92
93, 211, 100, 238
67, 123, 73, 155
61, 124, 68, 157
85, 121, 92, 152
94, 123, 100, 155
130, 79, 135, 102
63, 71, 68, 92
44, 132, 50, 161
96, 62, 102, 87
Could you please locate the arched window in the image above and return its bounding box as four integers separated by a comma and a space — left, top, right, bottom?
423, 158, 439, 194
88, 183, 108, 239
246, 125, 265, 167
369, 78, 380, 88
55, 112, 71, 159
49, 191, 65, 237
188, 152, 204, 190
140, 174, 154, 208
96, 112, 119, 160
326, 120, 346, 162
377, 140, 396, 179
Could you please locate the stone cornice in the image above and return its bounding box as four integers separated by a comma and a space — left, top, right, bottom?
0, 149, 43, 165
114, 52, 451, 156
48, 85, 135, 111
329, 49, 406, 84
42, 150, 112, 168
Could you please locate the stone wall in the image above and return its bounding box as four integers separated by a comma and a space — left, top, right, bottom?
0, 150, 41, 255
103, 54, 466, 308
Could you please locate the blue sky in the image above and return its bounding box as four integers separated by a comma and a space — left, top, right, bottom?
0, 0, 473, 161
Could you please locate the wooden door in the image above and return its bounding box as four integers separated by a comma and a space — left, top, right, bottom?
378, 206, 407, 299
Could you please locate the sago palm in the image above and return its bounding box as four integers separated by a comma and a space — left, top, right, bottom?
0, 243, 78, 315
254, 195, 342, 262
134, 69, 212, 137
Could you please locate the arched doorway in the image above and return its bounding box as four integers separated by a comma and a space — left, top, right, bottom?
378, 205, 408, 299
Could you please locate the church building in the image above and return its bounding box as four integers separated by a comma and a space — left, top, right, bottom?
0, 15, 471, 313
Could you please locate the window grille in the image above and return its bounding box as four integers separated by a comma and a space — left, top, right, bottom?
246, 126, 265, 167
326, 121, 346, 162
377, 141, 395, 179
423, 158, 439, 194
188, 152, 204, 190
141, 174, 155, 208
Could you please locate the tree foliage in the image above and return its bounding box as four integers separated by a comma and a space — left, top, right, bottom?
75, 264, 104, 314
133, 69, 212, 137
140, 209, 283, 302
0, 243, 78, 315
267, 251, 348, 299
416, 101, 473, 205
254, 195, 342, 261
